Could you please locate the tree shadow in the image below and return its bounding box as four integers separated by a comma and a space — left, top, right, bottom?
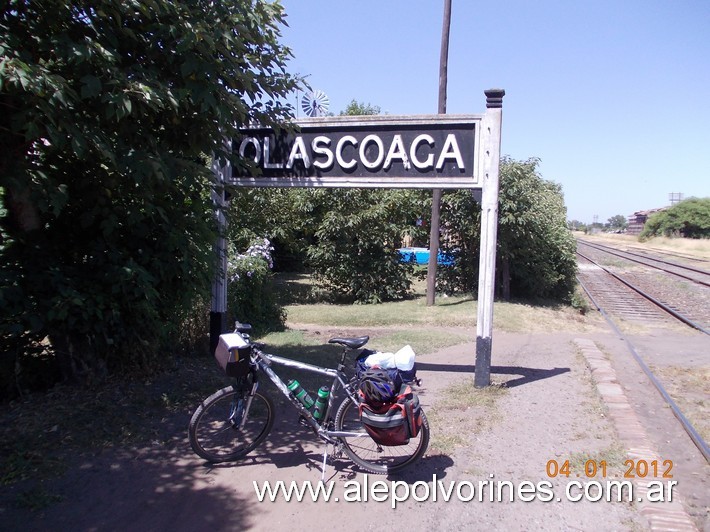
189, 391, 458, 490
1, 443, 259, 531
1, 344, 570, 529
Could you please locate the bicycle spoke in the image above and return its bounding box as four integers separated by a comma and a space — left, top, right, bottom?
189, 387, 274, 463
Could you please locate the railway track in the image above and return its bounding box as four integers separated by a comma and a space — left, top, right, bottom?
578, 238, 710, 287
577, 238, 710, 334
574, 237, 710, 464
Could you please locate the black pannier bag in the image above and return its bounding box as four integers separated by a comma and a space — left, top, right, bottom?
358, 385, 423, 446
214, 333, 252, 378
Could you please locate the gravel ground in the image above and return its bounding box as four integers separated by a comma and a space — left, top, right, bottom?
3, 326, 707, 531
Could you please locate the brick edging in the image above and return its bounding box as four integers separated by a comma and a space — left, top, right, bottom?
574, 338, 698, 531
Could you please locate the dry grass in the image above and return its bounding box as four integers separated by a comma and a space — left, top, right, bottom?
0, 272, 606, 504
650, 364, 710, 443
584, 233, 710, 260
281, 273, 603, 334
286, 296, 602, 334
566, 444, 628, 478
427, 378, 508, 455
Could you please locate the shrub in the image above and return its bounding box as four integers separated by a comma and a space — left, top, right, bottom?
640, 198, 710, 240
228, 239, 286, 335
438, 157, 577, 302
306, 189, 420, 304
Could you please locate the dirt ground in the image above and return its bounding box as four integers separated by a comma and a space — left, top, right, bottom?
1, 328, 708, 531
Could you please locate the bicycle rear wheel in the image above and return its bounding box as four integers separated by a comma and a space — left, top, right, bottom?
189, 386, 274, 463
334, 396, 429, 475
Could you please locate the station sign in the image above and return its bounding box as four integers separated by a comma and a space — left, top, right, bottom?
229, 115, 483, 189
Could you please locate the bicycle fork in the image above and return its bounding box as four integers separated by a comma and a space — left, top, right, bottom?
230, 380, 259, 430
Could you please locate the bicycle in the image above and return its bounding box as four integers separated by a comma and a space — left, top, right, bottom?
188, 322, 430, 475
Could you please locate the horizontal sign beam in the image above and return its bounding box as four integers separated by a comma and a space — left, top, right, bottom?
228, 114, 483, 189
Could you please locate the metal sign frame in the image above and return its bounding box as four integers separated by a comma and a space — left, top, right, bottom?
229, 114, 483, 189
211, 89, 504, 388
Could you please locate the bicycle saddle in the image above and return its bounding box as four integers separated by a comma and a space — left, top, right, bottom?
328, 336, 369, 349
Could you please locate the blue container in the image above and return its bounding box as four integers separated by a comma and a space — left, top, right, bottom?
398, 247, 453, 266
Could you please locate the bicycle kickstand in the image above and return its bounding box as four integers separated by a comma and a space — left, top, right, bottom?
320, 443, 329, 482
320, 440, 341, 482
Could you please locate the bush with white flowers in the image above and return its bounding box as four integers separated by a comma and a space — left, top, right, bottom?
228, 238, 285, 334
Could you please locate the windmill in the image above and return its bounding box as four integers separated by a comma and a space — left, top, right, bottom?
301, 90, 330, 117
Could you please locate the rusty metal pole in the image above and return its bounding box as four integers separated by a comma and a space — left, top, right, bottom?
426, 0, 452, 306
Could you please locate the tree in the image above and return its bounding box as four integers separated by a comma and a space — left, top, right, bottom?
568, 220, 587, 232
640, 197, 710, 239
226, 100, 426, 304
0, 0, 300, 386
305, 188, 422, 303
339, 100, 381, 116
438, 157, 577, 301
307, 101, 423, 303
607, 215, 628, 231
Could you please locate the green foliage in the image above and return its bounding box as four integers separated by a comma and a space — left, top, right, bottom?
435, 190, 482, 295
226, 186, 428, 303
228, 239, 285, 335
227, 188, 317, 272
497, 158, 577, 300
0, 0, 300, 388
567, 220, 587, 232
340, 100, 382, 116
226, 98, 427, 304
306, 189, 424, 303
640, 198, 710, 239
438, 157, 577, 301
303, 99, 423, 302
607, 215, 628, 231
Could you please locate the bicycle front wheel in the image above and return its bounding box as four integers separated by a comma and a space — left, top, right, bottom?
334, 396, 429, 475
189, 386, 274, 463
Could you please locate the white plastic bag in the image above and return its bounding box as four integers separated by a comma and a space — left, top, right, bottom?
363, 351, 397, 369
394, 345, 416, 370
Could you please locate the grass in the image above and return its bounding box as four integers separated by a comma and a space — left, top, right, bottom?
0, 357, 230, 487
286, 292, 478, 328
1, 273, 603, 500
281, 275, 601, 334
14, 485, 63, 511
262, 328, 469, 362
436, 378, 508, 410
649, 364, 710, 443
583, 233, 710, 260
565, 444, 628, 478
427, 378, 508, 455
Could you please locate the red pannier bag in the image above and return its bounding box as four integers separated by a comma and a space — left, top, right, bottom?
358, 385, 422, 446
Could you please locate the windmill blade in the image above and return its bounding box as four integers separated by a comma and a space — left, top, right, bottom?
301, 90, 330, 117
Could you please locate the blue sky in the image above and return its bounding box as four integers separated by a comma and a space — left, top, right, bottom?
279, 0, 709, 224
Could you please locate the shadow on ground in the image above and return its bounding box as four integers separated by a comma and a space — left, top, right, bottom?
416, 362, 570, 388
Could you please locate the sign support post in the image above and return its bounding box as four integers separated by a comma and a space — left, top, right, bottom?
474, 89, 505, 387
212, 90, 504, 387
209, 145, 231, 355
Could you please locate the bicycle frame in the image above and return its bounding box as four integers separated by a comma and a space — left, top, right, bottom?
251, 348, 370, 442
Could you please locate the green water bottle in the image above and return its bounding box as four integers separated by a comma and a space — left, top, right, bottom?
313, 386, 330, 421
287, 379, 315, 409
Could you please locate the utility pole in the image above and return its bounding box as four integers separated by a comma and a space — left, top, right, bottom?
426, 0, 452, 306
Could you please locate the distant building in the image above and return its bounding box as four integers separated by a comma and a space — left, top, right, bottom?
626, 208, 666, 235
